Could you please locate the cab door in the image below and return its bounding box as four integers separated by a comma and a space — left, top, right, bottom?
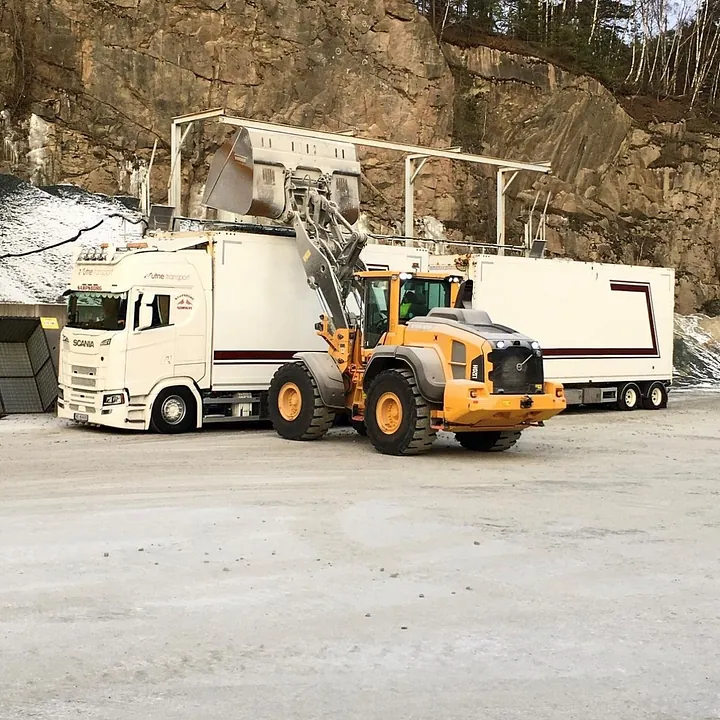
124, 288, 177, 396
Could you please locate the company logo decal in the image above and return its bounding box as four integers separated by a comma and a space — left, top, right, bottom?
176, 294, 194, 310
73, 339, 95, 348
144, 272, 191, 282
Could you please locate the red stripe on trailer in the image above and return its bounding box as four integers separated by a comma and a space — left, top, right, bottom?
214, 350, 301, 361
544, 281, 659, 359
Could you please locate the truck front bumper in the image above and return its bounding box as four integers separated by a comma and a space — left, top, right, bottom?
57, 386, 149, 430
441, 381, 566, 432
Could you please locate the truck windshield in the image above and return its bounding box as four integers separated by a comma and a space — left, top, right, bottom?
399, 279, 450, 323
66, 291, 128, 331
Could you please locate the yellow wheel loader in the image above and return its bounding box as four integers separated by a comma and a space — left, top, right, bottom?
203, 124, 566, 455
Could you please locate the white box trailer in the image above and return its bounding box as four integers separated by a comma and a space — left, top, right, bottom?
429, 254, 675, 409
56, 227, 426, 431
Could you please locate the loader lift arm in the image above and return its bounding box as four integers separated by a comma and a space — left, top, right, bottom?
201, 123, 368, 337
282, 172, 368, 335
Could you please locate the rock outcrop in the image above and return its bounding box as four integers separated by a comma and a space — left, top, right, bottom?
445, 44, 720, 314
0, 0, 454, 217
1, 0, 720, 313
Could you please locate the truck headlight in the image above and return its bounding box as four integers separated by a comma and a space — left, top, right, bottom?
103, 393, 125, 406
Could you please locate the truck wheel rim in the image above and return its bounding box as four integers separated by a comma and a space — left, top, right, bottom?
279, 382, 302, 421
650, 387, 663, 406
162, 396, 186, 424
624, 387, 637, 407
376, 392, 403, 434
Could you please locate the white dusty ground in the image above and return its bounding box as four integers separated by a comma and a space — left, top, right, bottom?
1, 392, 719, 719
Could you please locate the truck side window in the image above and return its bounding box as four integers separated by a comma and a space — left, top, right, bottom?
152, 295, 171, 327
133, 293, 172, 330
364, 279, 389, 349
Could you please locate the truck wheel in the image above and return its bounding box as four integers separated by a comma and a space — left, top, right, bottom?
269, 362, 335, 441
455, 431, 521, 452
616, 382, 641, 411
151, 387, 197, 434
365, 368, 436, 456
642, 382, 668, 410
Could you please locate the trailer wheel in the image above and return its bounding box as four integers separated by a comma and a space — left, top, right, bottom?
616, 382, 641, 411
365, 368, 436, 456
269, 362, 335, 441
455, 430, 522, 452
151, 387, 197, 434
642, 382, 668, 410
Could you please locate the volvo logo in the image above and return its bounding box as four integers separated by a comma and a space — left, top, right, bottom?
73, 339, 95, 348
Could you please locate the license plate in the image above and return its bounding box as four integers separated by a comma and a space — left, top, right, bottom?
74, 412, 89, 422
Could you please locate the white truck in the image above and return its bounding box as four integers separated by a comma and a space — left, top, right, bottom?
56, 227, 427, 432
430, 253, 674, 409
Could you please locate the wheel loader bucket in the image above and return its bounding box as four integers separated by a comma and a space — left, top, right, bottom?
202, 126, 361, 224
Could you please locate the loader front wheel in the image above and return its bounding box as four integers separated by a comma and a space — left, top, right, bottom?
269, 362, 335, 441
365, 368, 436, 456
455, 430, 522, 453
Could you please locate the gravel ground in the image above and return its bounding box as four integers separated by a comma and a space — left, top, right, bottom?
1, 392, 719, 719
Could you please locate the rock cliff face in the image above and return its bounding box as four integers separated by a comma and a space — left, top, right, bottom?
0, 0, 454, 215
445, 44, 720, 314
1, 0, 719, 313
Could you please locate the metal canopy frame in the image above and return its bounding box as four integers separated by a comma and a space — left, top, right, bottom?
167, 108, 552, 255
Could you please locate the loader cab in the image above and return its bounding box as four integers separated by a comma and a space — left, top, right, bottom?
359, 271, 462, 349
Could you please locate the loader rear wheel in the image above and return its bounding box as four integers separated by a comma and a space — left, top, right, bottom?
365, 368, 436, 456
269, 362, 335, 441
455, 430, 522, 453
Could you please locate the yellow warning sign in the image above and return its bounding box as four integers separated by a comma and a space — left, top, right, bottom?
40, 317, 59, 330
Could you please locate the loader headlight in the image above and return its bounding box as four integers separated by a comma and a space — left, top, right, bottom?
103, 393, 125, 406
531, 341, 540, 350
496, 340, 506, 349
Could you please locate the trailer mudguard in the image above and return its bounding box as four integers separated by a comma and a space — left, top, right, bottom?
363, 346, 445, 404
293, 352, 346, 410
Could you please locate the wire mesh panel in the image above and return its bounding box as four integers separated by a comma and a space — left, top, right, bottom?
0, 343, 33, 377
36, 360, 58, 411
0, 377, 42, 413
0, 318, 59, 414
27, 325, 51, 374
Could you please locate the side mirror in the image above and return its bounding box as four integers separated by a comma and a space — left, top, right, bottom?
136, 293, 156, 330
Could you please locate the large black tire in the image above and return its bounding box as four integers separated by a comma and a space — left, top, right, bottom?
642, 381, 668, 410
616, 382, 641, 411
268, 362, 335, 441
455, 430, 522, 452
365, 368, 436, 456
150, 387, 197, 434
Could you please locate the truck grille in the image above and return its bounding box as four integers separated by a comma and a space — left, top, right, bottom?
488, 347, 544, 395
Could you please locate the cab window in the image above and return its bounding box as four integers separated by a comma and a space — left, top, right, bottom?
364, 279, 390, 348
399, 279, 450, 324
133, 293, 171, 330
